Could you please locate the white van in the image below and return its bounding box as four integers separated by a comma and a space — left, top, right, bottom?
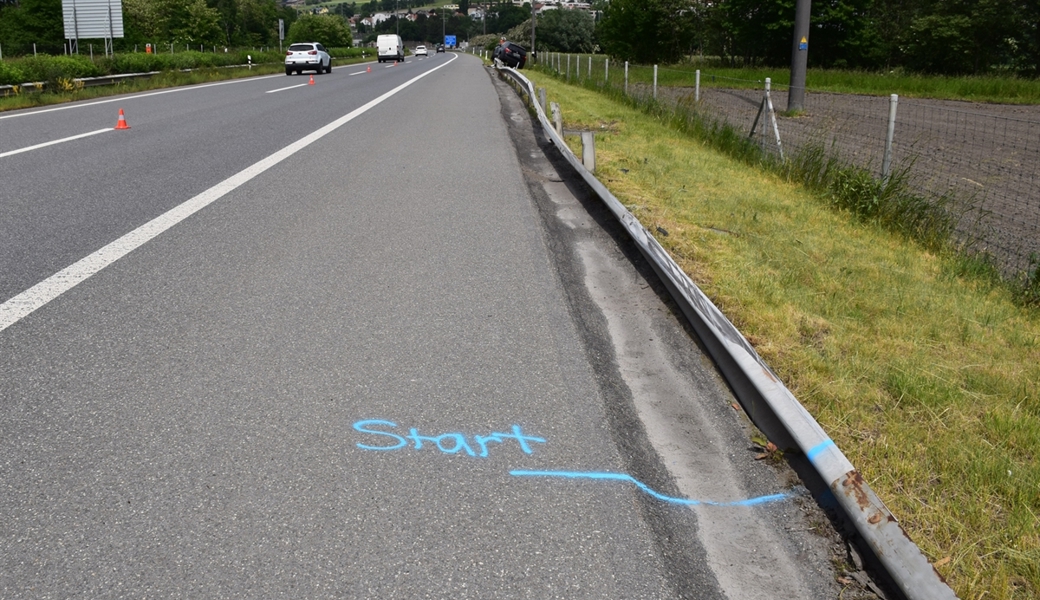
377, 34, 405, 63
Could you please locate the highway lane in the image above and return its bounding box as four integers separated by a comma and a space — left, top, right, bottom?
0, 53, 846, 597
0, 55, 446, 304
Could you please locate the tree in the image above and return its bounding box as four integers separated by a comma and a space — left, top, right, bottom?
485, 3, 528, 34
237, 0, 285, 46
805, 0, 885, 69
172, 0, 223, 45
287, 13, 351, 46
1016, 0, 1039, 75
901, 0, 1021, 74
0, 0, 65, 54
706, 0, 791, 66
513, 9, 595, 53
597, 0, 695, 64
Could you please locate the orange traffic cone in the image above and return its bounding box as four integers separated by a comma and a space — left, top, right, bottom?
393, 60, 397, 66
366, 66, 371, 73
114, 108, 130, 130
308, 74, 315, 85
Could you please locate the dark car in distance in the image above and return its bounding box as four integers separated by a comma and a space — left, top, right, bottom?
436, 43, 445, 53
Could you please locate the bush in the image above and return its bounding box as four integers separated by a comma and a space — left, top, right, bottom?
17, 55, 102, 83
0, 61, 27, 86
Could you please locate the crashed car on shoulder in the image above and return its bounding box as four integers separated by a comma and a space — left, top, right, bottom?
493, 41, 527, 69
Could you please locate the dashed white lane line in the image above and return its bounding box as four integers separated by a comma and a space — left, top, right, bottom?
265, 83, 310, 94
0, 128, 111, 158
0, 53, 457, 334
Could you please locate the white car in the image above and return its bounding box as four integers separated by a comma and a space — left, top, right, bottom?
285, 42, 331, 75
414, 45, 428, 57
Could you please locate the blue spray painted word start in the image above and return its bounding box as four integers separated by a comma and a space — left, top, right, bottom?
353, 420, 546, 458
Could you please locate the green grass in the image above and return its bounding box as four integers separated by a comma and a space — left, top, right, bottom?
524, 69, 1040, 599
539, 54, 1040, 104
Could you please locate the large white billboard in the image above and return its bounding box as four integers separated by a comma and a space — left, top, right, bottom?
62, 0, 124, 41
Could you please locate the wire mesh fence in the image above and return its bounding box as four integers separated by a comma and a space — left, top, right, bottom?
540, 54, 1040, 279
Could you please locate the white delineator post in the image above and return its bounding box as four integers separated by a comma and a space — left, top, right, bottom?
882, 94, 899, 180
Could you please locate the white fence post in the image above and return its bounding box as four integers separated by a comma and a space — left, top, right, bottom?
695, 70, 700, 102
653, 65, 658, 100
882, 94, 899, 180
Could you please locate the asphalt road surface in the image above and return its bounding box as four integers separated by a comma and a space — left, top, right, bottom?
1, 53, 849, 598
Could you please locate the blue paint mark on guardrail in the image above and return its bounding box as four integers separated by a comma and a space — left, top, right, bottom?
805, 439, 836, 464
510, 470, 794, 507
353, 420, 546, 458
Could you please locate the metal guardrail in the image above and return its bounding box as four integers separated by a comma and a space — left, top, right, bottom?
0, 71, 168, 96
0, 64, 267, 96
495, 64, 958, 600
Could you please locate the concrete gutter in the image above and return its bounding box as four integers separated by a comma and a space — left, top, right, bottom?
495, 65, 958, 600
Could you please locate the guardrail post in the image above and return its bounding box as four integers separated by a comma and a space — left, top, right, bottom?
882, 94, 899, 180
581, 131, 596, 173
695, 70, 700, 102
550, 102, 562, 138
538, 87, 546, 113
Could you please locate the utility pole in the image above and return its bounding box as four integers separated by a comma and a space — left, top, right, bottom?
787, 0, 810, 112
530, 1, 536, 63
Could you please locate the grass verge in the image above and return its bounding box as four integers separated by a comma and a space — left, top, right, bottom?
523, 69, 1040, 599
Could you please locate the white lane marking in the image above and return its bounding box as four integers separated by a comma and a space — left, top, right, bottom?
265, 82, 310, 94
349, 72, 366, 76
0, 74, 284, 121
0, 53, 458, 334
0, 128, 111, 158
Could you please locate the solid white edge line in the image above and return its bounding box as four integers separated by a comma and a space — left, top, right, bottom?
265, 83, 310, 94
0, 128, 111, 158
0, 53, 458, 334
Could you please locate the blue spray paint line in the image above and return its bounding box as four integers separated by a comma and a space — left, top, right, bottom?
805, 439, 836, 464
510, 470, 794, 507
